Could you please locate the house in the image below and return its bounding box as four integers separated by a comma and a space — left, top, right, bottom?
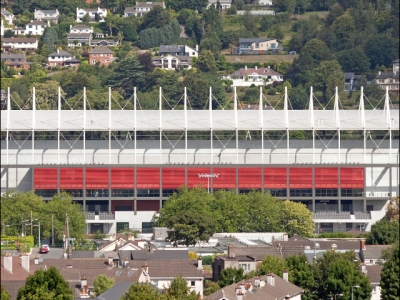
0, 53, 30, 70
224, 65, 283, 87
90, 39, 119, 47
1, 9, 14, 25
47, 50, 80, 67
234, 38, 282, 54
1, 19, 4, 36
69, 24, 93, 34
159, 44, 198, 57
344, 72, 362, 91
206, 273, 304, 300
151, 55, 193, 70
12, 20, 49, 36
88, 47, 114, 66
124, 2, 165, 17
67, 33, 92, 47
253, 0, 273, 5
363, 264, 383, 300
375, 59, 400, 92
1, 38, 38, 50
34, 9, 60, 23
76, 7, 107, 23
207, 0, 232, 9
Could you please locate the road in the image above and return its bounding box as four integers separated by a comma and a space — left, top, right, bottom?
30, 247, 64, 259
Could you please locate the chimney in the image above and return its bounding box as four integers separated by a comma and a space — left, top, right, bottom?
283, 269, 288, 282
70, 24, 72, 29
235, 284, 241, 294
149, 243, 153, 253
195, 44, 199, 52
360, 240, 366, 250
81, 275, 87, 287
267, 66, 270, 69
238, 280, 245, 294
283, 233, 288, 241
197, 259, 203, 270
128, 234, 135, 242
142, 262, 148, 273
361, 263, 367, 274
4, 252, 12, 273
124, 257, 129, 267
236, 290, 244, 300
255, 66, 257, 70
57, 49, 59, 54
228, 244, 235, 258
47, 20, 50, 26
34, 256, 39, 265
285, 295, 290, 300
21, 254, 30, 271
266, 273, 274, 286
245, 65, 247, 70
378, 71, 381, 75
108, 255, 113, 266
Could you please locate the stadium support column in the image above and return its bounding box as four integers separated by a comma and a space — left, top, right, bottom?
32, 87, 35, 164
334, 87, 340, 163
309, 87, 315, 164
6, 87, 10, 166
109, 87, 111, 165
83, 87, 86, 165
234, 87, 238, 164
134, 87, 137, 164
184, 87, 187, 164
359, 86, 366, 163
57, 86, 61, 195
384, 86, 391, 163
210, 87, 213, 164
284, 86, 289, 163
159, 87, 162, 164
259, 86, 263, 164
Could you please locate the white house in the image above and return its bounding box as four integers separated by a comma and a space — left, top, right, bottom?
124, 2, 165, 17
159, 44, 198, 57
255, 0, 273, 5
34, 9, 60, 23
224, 65, 284, 87
69, 24, 93, 34
1, 9, 14, 25
12, 20, 49, 36
207, 0, 232, 9
151, 55, 193, 70
76, 7, 107, 23
1, 19, 4, 36
47, 50, 80, 66
1, 38, 38, 50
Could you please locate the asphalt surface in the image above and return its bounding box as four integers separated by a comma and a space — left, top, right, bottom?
30, 247, 65, 259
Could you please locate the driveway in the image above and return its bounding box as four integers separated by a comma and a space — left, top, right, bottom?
30, 247, 64, 259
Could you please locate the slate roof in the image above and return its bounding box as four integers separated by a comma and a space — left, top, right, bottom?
124, 7, 135, 13
67, 33, 92, 38
365, 265, 383, 287
88, 47, 114, 54
67, 251, 95, 258
36, 10, 58, 14
96, 282, 132, 300
393, 59, 399, 63
376, 72, 400, 79
28, 20, 47, 25
362, 245, 391, 260
1, 9, 13, 16
228, 67, 282, 77
239, 38, 275, 43
1, 281, 25, 300
119, 249, 189, 260
70, 24, 92, 30
2, 38, 37, 43
48, 50, 74, 57
1, 54, 26, 60
206, 273, 303, 300
344, 72, 355, 80
135, 1, 164, 8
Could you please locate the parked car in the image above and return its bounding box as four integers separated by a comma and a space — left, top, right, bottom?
289, 51, 297, 55
39, 244, 50, 253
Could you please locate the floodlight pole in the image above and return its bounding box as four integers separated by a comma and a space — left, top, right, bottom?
184, 87, 188, 164
58, 87, 61, 165
234, 87, 238, 164
6, 87, 10, 165
159, 87, 162, 164
209, 87, 213, 164
32, 86, 35, 164
310, 86, 314, 164
259, 86, 263, 164
334, 87, 340, 163
284, 86, 289, 163
83, 87, 86, 164
134, 87, 137, 164
109, 86, 111, 164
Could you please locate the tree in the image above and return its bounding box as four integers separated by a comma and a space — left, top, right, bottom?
41, 27, 59, 56
92, 275, 115, 296
324, 3, 345, 26
288, 85, 308, 109
4, 30, 14, 38
364, 83, 385, 104
365, 35, 398, 68
1, 286, 10, 300
380, 242, 399, 299
141, 5, 171, 29
30, 80, 66, 110
121, 282, 160, 300
258, 255, 288, 276
385, 196, 399, 222
297, 39, 332, 71
195, 50, 217, 74
200, 30, 222, 60
82, 13, 90, 23
336, 48, 370, 73
162, 276, 199, 299
17, 267, 73, 300
158, 187, 216, 246
138, 53, 155, 73
285, 254, 315, 299
108, 56, 145, 97
12, 0, 30, 14
367, 218, 399, 245
281, 200, 314, 237
330, 13, 355, 47
313, 60, 344, 103
218, 267, 245, 288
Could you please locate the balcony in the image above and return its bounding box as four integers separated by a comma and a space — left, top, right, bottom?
85, 211, 115, 220
312, 211, 351, 219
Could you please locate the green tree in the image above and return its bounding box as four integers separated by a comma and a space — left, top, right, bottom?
325, 3, 345, 26
17, 267, 73, 300
281, 200, 314, 237
82, 13, 90, 23
337, 48, 370, 73
200, 30, 222, 60
364, 83, 385, 104
218, 267, 245, 288
297, 39, 332, 71
313, 60, 344, 103
258, 255, 288, 276
30, 80, 65, 110
4, 30, 15, 38
285, 254, 315, 299
121, 282, 160, 300
162, 276, 199, 299
141, 5, 171, 29
380, 242, 400, 299
289, 85, 308, 109
331, 13, 355, 47
41, 27, 59, 56
108, 56, 145, 97
365, 35, 398, 68
204, 280, 220, 296
195, 50, 217, 74
1, 286, 10, 300
367, 218, 399, 245
92, 275, 115, 296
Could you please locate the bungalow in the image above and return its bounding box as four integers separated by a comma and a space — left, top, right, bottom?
234, 37, 283, 54
34, 9, 60, 23
207, 0, 232, 9
88, 47, 114, 66
124, 2, 165, 17
151, 55, 192, 70
0, 53, 30, 70
76, 7, 107, 22
224, 65, 283, 87
159, 44, 198, 57
90, 39, 119, 47
1, 38, 38, 50
1, 9, 14, 25
47, 50, 80, 67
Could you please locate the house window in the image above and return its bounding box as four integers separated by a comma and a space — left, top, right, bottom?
255, 42, 259, 48
190, 281, 195, 287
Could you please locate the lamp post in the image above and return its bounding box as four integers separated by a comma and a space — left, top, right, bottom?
197, 173, 219, 193
33, 221, 40, 248
335, 294, 343, 300
351, 285, 360, 300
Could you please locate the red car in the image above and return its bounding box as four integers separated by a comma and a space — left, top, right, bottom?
39, 244, 50, 253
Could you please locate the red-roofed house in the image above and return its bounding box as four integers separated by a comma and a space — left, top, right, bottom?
224, 65, 283, 87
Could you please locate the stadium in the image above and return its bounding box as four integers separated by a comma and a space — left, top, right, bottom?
1, 86, 399, 234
